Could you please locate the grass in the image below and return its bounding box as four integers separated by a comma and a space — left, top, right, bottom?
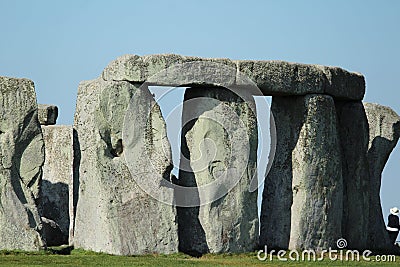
0, 248, 398, 266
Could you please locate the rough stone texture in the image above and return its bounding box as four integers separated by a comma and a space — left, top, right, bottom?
319, 66, 365, 100
178, 87, 258, 255
73, 78, 178, 255
102, 54, 365, 100
38, 104, 58, 125
236, 60, 326, 96
289, 94, 343, 250
102, 54, 237, 88
364, 103, 400, 250
0, 76, 45, 250
335, 101, 370, 249
40, 125, 73, 246
260, 96, 302, 250
260, 94, 343, 251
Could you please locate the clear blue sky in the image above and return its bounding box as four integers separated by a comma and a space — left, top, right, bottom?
1, 0, 399, 223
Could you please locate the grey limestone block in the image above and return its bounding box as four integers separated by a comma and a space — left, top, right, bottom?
101, 54, 364, 100
288, 94, 343, 251
0, 76, 45, 250
38, 104, 58, 125
177, 87, 259, 255
364, 103, 400, 251
260, 94, 343, 251
335, 101, 370, 250
73, 78, 178, 255
40, 125, 74, 246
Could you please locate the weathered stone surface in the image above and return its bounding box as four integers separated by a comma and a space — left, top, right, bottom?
178, 87, 258, 254
236, 60, 326, 96
103, 54, 236, 88
260, 96, 302, 250
260, 94, 343, 250
102, 54, 364, 100
73, 78, 178, 255
289, 94, 343, 250
364, 103, 400, 250
40, 125, 73, 246
38, 104, 58, 125
319, 66, 365, 100
0, 76, 45, 250
335, 101, 370, 249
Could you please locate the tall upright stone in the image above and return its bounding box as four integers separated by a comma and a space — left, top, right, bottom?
73, 78, 178, 255
260, 96, 303, 250
178, 87, 258, 255
335, 101, 370, 249
289, 94, 343, 250
261, 94, 343, 250
40, 125, 74, 246
0, 76, 45, 250
364, 103, 400, 250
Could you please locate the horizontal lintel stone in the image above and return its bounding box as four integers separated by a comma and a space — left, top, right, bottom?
101, 54, 365, 100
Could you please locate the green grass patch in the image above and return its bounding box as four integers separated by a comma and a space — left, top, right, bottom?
0, 249, 398, 266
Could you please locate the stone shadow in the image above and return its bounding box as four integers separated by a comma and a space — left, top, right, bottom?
259, 96, 305, 250
72, 128, 81, 243
10, 109, 43, 232
175, 115, 209, 257
40, 180, 69, 246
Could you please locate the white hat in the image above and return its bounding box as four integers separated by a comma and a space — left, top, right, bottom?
390, 207, 399, 215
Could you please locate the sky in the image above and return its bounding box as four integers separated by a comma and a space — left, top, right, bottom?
0, 0, 399, 223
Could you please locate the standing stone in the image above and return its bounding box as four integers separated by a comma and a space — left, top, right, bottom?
261, 94, 343, 251
290, 94, 343, 250
0, 76, 45, 250
40, 125, 73, 246
260, 96, 303, 250
364, 103, 400, 251
178, 87, 258, 255
335, 101, 370, 249
73, 78, 178, 255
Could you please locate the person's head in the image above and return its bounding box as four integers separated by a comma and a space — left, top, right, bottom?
390, 207, 399, 216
